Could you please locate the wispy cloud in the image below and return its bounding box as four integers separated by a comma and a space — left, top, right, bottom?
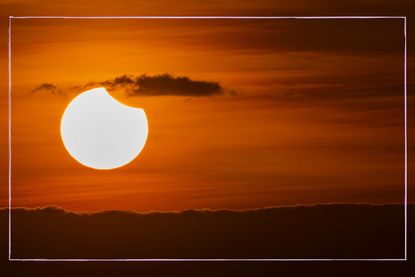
31, 83, 64, 95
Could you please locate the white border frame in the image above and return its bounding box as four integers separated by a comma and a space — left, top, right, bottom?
8, 15, 408, 262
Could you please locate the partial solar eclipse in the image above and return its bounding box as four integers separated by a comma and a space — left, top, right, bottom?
60, 87, 148, 170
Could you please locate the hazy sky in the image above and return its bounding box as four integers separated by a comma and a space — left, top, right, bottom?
0, 2, 412, 212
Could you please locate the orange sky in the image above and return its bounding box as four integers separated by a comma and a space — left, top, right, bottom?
0, 2, 413, 212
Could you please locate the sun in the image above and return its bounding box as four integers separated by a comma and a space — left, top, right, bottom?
60, 87, 148, 170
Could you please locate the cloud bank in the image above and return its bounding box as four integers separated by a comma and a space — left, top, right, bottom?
3, 204, 405, 259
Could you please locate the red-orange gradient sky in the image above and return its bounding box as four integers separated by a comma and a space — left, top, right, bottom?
0, 2, 412, 212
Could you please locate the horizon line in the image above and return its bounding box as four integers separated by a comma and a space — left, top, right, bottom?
1, 202, 409, 215
9, 16, 407, 19
9, 258, 407, 262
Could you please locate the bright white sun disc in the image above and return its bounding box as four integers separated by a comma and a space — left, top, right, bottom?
60, 87, 148, 170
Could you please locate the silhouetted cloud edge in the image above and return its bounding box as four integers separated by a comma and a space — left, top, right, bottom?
0, 203, 406, 216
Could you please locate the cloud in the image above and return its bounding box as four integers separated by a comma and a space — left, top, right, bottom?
33, 74, 224, 97
86, 73, 224, 97
31, 83, 64, 95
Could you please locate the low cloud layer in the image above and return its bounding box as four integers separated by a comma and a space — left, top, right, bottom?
4, 205, 404, 259
33, 74, 224, 97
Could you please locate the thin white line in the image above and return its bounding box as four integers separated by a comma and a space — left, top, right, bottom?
403, 16, 407, 261
8, 258, 408, 262
10, 16, 406, 19
7, 15, 407, 262
8, 16, 12, 261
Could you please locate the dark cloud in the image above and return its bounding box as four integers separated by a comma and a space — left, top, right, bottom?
36, 74, 224, 97
89, 74, 223, 97
137, 74, 222, 96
